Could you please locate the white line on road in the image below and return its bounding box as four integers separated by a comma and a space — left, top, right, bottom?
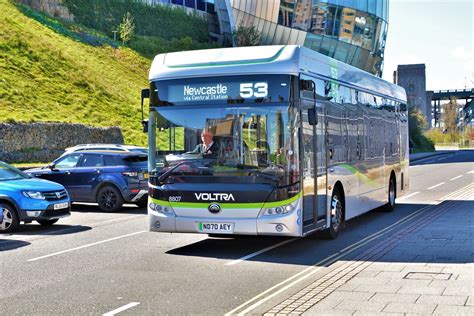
28, 230, 147, 262
103, 302, 140, 316
397, 191, 420, 201
427, 182, 446, 190
450, 175, 463, 181
225, 238, 298, 266
468, 170, 474, 174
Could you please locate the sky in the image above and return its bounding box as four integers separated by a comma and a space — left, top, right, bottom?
382, 0, 473, 91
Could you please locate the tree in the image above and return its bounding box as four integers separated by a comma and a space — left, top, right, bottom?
409, 106, 434, 152
118, 12, 135, 45
443, 97, 458, 142
232, 24, 261, 47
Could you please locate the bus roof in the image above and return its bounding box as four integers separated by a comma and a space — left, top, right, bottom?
149, 45, 406, 103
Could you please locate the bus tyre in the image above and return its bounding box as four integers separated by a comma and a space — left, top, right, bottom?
37, 219, 59, 226
97, 185, 123, 212
0, 203, 20, 233
135, 197, 148, 209
319, 189, 344, 240
384, 176, 396, 212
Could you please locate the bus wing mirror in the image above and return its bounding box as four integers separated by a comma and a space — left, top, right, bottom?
141, 88, 150, 133
308, 108, 317, 125
141, 119, 149, 133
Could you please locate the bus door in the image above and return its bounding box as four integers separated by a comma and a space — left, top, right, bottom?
300, 78, 327, 233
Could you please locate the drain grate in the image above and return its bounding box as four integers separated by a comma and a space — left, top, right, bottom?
404, 272, 452, 280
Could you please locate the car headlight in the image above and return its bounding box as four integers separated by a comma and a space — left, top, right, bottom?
22, 191, 46, 200
262, 200, 298, 216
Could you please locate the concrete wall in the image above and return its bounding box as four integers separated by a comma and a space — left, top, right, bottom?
0, 123, 123, 163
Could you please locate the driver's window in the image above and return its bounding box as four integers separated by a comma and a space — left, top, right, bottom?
55, 154, 81, 169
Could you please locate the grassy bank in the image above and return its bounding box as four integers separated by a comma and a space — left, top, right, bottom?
0, 0, 150, 145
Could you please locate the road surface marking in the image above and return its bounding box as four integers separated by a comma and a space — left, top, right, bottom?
226, 184, 472, 315
398, 191, 420, 201
427, 182, 445, 190
27, 230, 147, 262
397, 191, 420, 201
450, 175, 463, 181
103, 302, 140, 316
468, 170, 474, 174
225, 238, 298, 266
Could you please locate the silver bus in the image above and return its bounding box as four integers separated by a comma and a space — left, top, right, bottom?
142, 45, 408, 239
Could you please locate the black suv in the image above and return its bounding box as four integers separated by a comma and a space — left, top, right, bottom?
26, 151, 148, 211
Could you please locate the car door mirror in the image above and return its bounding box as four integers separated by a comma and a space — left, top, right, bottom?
48, 163, 57, 170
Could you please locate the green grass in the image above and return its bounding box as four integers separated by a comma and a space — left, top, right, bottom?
0, 0, 150, 145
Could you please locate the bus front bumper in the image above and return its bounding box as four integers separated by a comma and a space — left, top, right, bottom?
148, 210, 302, 237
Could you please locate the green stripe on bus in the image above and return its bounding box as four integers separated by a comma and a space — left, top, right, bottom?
167, 47, 286, 69
149, 191, 301, 209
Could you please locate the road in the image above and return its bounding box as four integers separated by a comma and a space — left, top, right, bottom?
1, 150, 473, 315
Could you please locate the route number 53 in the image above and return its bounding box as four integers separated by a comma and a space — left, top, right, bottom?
240, 82, 268, 98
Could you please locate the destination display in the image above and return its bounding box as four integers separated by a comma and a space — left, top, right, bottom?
152, 75, 290, 105
168, 81, 268, 102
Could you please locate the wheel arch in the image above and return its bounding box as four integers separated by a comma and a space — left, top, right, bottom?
0, 196, 20, 217
94, 181, 125, 200
333, 181, 346, 219
389, 170, 397, 198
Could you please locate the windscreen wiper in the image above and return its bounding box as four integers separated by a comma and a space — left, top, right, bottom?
156, 161, 188, 183
247, 169, 281, 184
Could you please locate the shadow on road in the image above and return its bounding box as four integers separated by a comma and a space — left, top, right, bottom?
71, 203, 147, 215
166, 200, 473, 267
2, 224, 92, 237
410, 149, 473, 166
0, 239, 30, 252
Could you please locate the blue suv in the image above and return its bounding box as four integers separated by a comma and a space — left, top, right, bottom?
26, 151, 148, 211
0, 161, 70, 233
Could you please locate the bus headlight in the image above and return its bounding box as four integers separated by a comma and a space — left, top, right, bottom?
263, 200, 297, 216
149, 202, 174, 215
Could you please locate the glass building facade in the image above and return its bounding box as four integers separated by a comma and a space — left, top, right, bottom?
145, 0, 389, 76
146, 0, 215, 13
229, 0, 389, 76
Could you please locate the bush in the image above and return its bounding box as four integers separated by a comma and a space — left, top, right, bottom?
16, 2, 118, 47
129, 35, 219, 59
63, 0, 209, 42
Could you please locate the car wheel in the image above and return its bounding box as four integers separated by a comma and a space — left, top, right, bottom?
319, 188, 344, 240
0, 203, 20, 233
97, 185, 123, 212
37, 219, 59, 226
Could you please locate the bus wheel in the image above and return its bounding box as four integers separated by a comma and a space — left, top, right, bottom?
0, 203, 20, 233
384, 176, 396, 212
319, 189, 344, 240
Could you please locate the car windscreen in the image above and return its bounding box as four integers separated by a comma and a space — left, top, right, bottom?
0, 162, 28, 181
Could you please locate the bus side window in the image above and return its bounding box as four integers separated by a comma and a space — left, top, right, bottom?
350, 89, 358, 105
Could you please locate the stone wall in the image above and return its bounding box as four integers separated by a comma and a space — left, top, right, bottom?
0, 123, 123, 163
